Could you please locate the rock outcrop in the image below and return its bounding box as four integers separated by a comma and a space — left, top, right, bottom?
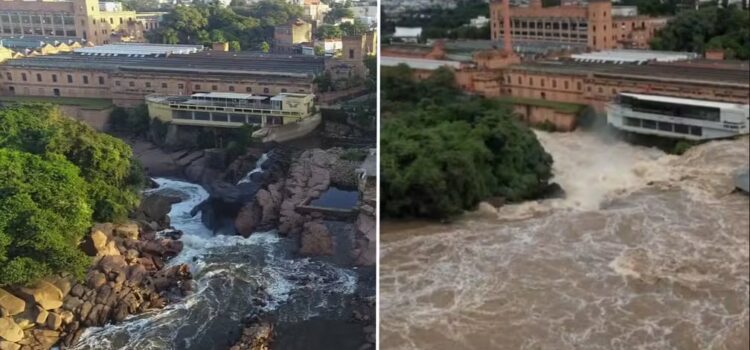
0, 318, 23, 343
299, 221, 334, 256
234, 180, 285, 237
229, 315, 273, 350
0, 199, 191, 350
278, 149, 338, 236
0, 290, 25, 317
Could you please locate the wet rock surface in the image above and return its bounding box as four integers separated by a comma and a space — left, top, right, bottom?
229, 314, 274, 350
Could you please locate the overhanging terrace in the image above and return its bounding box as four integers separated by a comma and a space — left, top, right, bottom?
146, 92, 316, 128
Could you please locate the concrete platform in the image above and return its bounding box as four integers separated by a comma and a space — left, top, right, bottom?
254, 114, 321, 143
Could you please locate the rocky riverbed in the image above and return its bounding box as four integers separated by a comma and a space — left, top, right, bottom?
0, 192, 191, 350
28, 140, 376, 350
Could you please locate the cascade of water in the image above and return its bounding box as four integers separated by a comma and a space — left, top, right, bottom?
237, 153, 269, 185
72, 178, 358, 350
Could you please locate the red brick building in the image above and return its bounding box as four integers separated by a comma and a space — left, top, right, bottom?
489, 0, 668, 51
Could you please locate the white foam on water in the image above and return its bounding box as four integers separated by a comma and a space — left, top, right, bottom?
73, 177, 359, 349
237, 153, 269, 185
381, 135, 750, 350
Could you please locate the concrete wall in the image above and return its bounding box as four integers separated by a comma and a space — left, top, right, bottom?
58, 105, 112, 131
513, 104, 577, 131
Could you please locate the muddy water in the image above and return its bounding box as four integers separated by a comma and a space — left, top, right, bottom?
380, 132, 749, 350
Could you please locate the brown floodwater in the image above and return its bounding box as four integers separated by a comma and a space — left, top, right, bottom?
380, 132, 749, 350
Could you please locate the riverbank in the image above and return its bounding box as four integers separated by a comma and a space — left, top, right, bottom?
65, 132, 376, 349
380, 133, 749, 349
0, 191, 191, 350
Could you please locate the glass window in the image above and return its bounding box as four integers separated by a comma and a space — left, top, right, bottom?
674, 124, 689, 134
642, 120, 656, 129
658, 122, 673, 132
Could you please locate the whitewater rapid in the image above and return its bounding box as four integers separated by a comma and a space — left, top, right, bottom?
72, 178, 358, 350
381, 132, 749, 350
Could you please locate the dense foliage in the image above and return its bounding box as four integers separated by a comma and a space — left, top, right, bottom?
110, 104, 150, 135
650, 6, 750, 59
147, 0, 303, 51
0, 150, 92, 286
381, 66, 553, 219
0, 105, 144, 223
383, 0, 490, 40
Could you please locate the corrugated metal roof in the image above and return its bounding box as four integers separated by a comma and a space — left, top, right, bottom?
381, 56, 461, 70
571, 50, 699, 64
74, 43, 204, 57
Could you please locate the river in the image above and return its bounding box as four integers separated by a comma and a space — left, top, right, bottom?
381, 131, 749, 350
71, 178, 368, 349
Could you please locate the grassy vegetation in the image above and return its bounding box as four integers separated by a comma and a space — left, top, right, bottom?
0, 96, 113, 109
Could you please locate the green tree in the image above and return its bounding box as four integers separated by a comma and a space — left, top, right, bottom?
147, 2, 287, 50
0, 149, 92, 286
261, 41, 270, 53
381, 67, 553, 219
316, 24, 343, 39
324, 4, 354, 24
0, 105, 144, 223
650, 6, 750, 59
314, 71, 334, 92
210, 29, 226, 43
364, 54, 376, 91
229, 40, 241, 51
339, 19, 369, 37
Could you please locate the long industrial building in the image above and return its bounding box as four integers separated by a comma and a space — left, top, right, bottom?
0, 44, 327, 106
0, 0, 162, 45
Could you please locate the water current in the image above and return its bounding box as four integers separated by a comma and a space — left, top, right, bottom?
72, 177, 360, 349
381, 132, 749, 350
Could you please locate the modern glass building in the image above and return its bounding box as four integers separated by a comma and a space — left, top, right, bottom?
607, 92, 749, 140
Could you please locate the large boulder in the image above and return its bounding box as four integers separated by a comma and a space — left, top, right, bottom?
235, 202, 261, 237
114, 223, 140, 240
16, 281, 63, 311
0, 289, 25, 317
98, 255, 128, 276
0, 340, 20, 350
299, 221, 334, 256
0, 317, 23, 342
352, 211, 376, 266
139, 194, 180, 222
30, 329, 60, 349
82, 226, 122, 258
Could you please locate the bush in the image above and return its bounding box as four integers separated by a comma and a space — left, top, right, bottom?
381, 67, 553, 219
536, 120, 557, 132
110, 104, 150, 135
673, 140, 697, 155
0, 104, 143, 222
340, 149, 368, 162
0, 149, 92, 286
